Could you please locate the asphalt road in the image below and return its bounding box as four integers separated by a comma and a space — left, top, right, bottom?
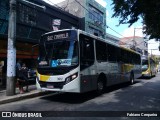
0, 73, 160, 120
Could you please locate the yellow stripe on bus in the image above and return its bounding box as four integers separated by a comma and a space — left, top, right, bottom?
121, 64, 134, 73
40, 75, 50, 82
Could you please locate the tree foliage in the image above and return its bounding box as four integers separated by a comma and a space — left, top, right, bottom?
111, 0, 160, 40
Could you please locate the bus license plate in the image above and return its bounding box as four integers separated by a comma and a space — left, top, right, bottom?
47, 84, 54, 89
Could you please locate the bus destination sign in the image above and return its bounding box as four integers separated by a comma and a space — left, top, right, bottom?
47, 32, 69, 41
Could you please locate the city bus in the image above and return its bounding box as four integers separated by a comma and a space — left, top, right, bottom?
36, 29, 142, 93
141, 56, 157, 78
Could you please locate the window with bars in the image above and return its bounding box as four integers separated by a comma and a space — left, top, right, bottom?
88, 4, 104, 25
18, 3, 37, 26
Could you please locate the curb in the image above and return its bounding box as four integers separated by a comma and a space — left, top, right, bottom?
0, 90, 50, 105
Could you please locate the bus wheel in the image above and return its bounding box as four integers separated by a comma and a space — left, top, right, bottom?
130, 73, 134, 85
96, 79, 104, 94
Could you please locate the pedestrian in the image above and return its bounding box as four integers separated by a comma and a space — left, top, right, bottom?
16, 61, 29, 93
20, 63, 29, 92
16, 59, 21, 71
16, 60, 23, 93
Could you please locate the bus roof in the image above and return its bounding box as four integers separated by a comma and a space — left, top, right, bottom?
42, 29, 140, 55
78, 29, 140, 55
41, 29, 119, 46
42, 29, 72, 36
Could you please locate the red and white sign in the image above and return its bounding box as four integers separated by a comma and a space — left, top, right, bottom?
53, 19, 61, 26
52, 19, 61, 31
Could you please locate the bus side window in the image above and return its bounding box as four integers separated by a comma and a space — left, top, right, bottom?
80, 34, 94, 70
96, 40, 107, 62
108, 44, 117, 62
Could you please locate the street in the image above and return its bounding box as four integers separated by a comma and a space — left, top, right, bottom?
0, 73, 160, 120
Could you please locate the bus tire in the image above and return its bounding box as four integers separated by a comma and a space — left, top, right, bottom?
96, 79, 105, 94
130, 73, 134, 85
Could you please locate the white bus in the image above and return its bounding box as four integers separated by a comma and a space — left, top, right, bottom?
36, 29, 142, 93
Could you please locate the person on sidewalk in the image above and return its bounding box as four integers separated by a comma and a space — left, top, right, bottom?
20, 63, 29, 92
16, 60, 23, 93
16, 61, 29, 93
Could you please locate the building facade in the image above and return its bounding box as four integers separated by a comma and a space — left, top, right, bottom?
57, 0, 106, 38
0, 0, 80, 85
0, 0, 79, 43
120, 36, 148, 56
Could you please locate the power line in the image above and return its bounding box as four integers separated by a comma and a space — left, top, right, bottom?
74, 0, 150, 52
74, 0, 132, 46
57, 0, 150, 54
63, 0, 69, 10
107, 26, 125, 38
45, 0, 128, 40
44, 0, 145, 50
74, 0, 124, 36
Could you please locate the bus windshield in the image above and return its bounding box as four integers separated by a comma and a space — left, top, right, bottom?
142, 59, 148, 71
38, 32, 78, 68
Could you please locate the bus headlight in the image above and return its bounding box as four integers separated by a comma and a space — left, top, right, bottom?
65, 72, 78, 84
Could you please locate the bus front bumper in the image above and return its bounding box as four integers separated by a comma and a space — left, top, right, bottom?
36, 77, 80, 93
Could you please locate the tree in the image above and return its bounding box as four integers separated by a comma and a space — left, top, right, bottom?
111, 0, 160, 41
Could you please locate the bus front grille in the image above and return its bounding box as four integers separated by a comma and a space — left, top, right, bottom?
39, 81, 65, 89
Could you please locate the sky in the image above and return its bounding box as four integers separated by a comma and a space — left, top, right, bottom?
43, 0, 160, 55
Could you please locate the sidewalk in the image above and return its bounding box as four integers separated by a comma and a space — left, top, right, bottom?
0, 85, 49, 105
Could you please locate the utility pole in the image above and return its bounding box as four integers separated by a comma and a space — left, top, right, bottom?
132, 28, 136, 50
6, 0, 17, 96
133, 28, 135, 43
133, 27, 143, 51
6, 0, 45, 96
